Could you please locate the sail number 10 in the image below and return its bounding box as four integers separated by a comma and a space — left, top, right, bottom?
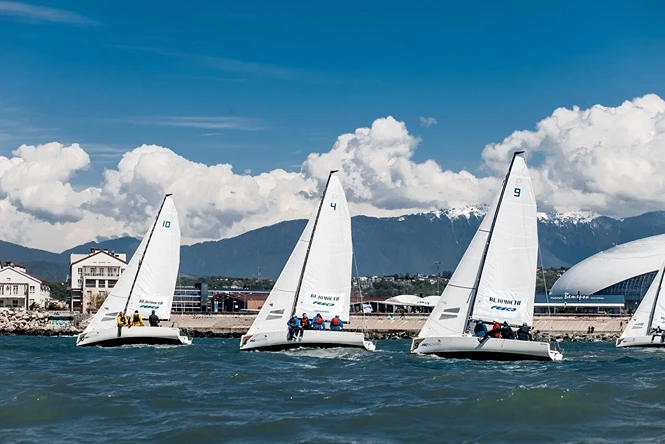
163, 221, 171, 228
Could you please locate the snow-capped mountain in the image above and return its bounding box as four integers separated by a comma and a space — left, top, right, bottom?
4, 209, 665, 281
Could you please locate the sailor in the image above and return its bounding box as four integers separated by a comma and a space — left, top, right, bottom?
516, 322, 532, 341
330, 315, 343, 331
486, 320, 501, 338
148, 310, 160, 327
116, 311, 128, 337
286, 315, 300, 340
129, 310, 144, 327
500, 321, 515, 339
298, 313, 310, 338
312, 313, 325, 330
473, 321, 488, 338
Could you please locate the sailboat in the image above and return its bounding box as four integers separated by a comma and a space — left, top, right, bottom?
411, 152, 563, 361
616, 260, 665, 348
240, 170, 375, 352
76, 194, 191, 347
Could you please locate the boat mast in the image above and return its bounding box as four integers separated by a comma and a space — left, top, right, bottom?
462, 151, 524, 332
646, 265, 665, 332
289, 170, 338, 318
122, 193, 172, 314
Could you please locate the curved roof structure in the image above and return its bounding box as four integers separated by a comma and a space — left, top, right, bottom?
550, 234, 665, 296
383, 295, 441, 307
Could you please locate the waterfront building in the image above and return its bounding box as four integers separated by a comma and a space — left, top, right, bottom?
550, 234, 665, 312
0, 262, 50, 309
69, 248, 127, 313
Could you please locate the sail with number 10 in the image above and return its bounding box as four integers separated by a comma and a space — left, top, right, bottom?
76, 194, 191, 347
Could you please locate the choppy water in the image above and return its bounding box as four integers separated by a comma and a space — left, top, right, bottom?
1, 337, 664, 443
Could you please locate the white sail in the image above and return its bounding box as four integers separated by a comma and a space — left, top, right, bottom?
295, 175, 352, 321
471, 155, 538, 326
418, 153, 537, 339
82, 196, 180, 334
620, 260, 665, 339
125, 197, 181, 320
417, 193, 499, 338
247, 173, 352, 335
247, 214, 315, 335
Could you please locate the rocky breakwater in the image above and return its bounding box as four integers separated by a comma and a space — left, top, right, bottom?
533, 331, 619, 343
0, 310, 82, 336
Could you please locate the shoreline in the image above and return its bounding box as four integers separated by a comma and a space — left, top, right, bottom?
0, 312, 630, 342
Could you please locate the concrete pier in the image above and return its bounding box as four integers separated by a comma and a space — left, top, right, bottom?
168, 314, 631, 339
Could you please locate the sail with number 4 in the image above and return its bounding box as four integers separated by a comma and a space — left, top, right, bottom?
81, 195, 181, 336
246, 172, 352, 336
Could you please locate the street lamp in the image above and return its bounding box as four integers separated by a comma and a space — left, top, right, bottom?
435, 261, 441, 295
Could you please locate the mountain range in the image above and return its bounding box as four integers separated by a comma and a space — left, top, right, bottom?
3, 209, 665, 282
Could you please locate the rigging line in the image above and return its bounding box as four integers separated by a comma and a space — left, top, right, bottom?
353, 251, 367, 332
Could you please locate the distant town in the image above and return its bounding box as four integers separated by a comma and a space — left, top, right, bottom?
1, 246, 567, 313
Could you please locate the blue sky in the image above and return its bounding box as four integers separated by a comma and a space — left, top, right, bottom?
1, 0, 665, 184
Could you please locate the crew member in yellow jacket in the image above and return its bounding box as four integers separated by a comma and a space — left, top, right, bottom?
116, 311, 128, 337
129, 310, 144, 327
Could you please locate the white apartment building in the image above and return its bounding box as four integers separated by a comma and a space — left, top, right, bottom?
0, 262, 51, 309
70, 248, 127, 313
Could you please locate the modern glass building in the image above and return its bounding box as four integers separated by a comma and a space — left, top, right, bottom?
550, 234, 665, 310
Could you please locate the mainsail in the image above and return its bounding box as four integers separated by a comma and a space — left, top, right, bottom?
247, 172, 352, 335
82, 195, 181, 334
418, 152, 537, 338
620, 259, 665, 339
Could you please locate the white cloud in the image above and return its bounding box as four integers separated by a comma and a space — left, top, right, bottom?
2, 94, 665, 251
482, 94, 665, 217
0, 1, 97, 25
419, 116, 438, 128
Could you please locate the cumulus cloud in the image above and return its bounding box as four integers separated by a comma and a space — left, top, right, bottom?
419, 116, 438, 128
482, 94, 665, 217
2, 94, 665, 251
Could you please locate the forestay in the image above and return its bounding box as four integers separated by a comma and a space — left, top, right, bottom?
621, 260, 665, 339
82, 196, 181, 335
471, 155, 538, 327
295, 175, 352, 322
418, 193, 499, 338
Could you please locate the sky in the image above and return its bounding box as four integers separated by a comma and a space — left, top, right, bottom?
1, 0, 665, 252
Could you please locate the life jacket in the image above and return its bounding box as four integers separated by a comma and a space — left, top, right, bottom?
314, 316, 323, 325
133, 314, 141, 323
117, 315, 126, 326
301, 317, 309, 327
331, 317, 340, 326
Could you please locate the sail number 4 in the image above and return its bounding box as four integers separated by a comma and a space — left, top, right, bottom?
162, 221, 171, 228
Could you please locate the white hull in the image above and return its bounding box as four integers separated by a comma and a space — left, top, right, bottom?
410, 336, 563, 361
76, 326, 192, 347
617, 334, 665, 348
240, 329, 376, 352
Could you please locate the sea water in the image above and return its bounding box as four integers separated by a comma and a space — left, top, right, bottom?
1, 337, 663, 443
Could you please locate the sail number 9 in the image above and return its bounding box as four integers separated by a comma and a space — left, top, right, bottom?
513, 188, 521, 197
163, 221, 171, 228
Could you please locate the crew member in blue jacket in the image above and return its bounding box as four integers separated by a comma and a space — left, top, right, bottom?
286, 315, 300, 340
330, 315, 344, 331
311, 313, 325, 330
474, 321, 487, 338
